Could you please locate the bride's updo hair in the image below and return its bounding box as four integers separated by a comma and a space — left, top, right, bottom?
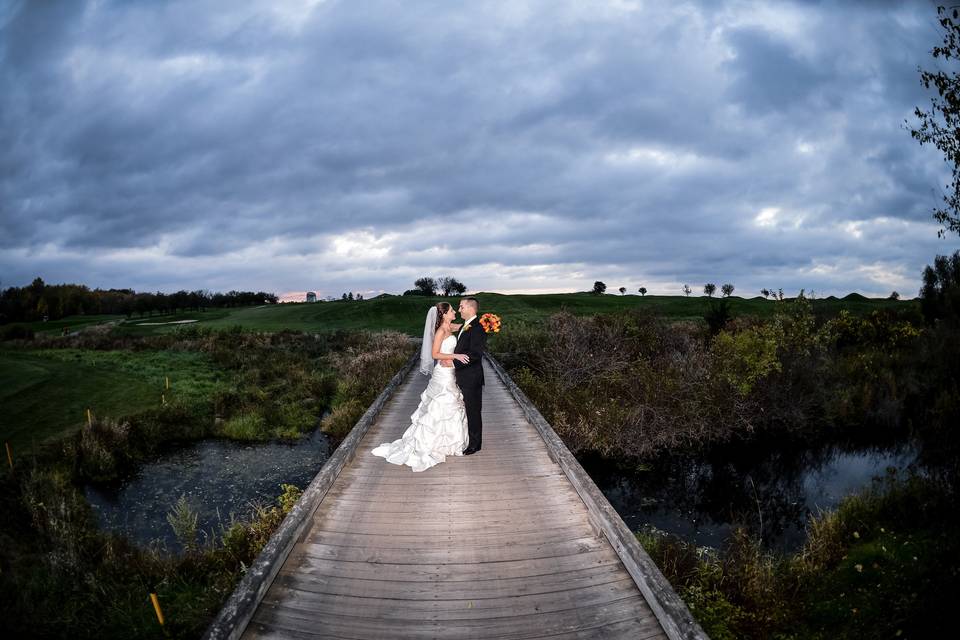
434, 302, 451, 331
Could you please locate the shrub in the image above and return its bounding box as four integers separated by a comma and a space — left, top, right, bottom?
712, 325, 781, 396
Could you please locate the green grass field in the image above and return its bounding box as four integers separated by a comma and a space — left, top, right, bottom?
113, 292, 919, 336
0, 292, 916, 450
0, 348, 226, 453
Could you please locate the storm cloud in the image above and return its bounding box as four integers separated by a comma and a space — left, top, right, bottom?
1, 0, 956, 299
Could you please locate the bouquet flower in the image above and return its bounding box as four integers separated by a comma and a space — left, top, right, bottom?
478, 312, 502, 333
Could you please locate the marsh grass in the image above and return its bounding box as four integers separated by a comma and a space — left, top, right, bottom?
3, 457, 306, 639
638, 470, 956, 639
166, 495, 199, 553
320, 330, 414, 437
219, 412, 266, 440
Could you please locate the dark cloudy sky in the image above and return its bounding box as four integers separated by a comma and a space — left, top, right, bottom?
2, 0, 958, 300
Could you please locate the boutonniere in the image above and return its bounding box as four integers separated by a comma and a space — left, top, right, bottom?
464, 324, 472, 332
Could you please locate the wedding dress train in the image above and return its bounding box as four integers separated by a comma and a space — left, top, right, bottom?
371, 334, 469, 472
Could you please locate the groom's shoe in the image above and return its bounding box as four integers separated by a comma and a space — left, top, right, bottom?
463, 447, 479, 455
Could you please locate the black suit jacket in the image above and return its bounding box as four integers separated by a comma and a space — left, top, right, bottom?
453, 317, 487, 386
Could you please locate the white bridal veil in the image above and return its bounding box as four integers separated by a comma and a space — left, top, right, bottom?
420, 306, 438, 375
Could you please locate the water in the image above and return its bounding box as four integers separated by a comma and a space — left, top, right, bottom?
582, 441, 917, 553
84, 427, 334, 552
84, 423, 917, 556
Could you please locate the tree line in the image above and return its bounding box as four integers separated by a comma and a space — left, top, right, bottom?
0, 277, 278, 323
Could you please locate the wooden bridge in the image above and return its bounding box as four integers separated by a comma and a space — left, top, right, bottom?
204, 354, 708, 640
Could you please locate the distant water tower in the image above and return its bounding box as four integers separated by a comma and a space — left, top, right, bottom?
305, 291, 317, 303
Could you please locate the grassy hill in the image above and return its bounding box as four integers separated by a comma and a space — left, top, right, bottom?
107, 292, 917, 336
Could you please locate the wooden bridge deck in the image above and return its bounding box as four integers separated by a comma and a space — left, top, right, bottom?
206, 356, 706, 640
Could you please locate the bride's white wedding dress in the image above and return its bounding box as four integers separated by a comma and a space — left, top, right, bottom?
371, 334, 469, 472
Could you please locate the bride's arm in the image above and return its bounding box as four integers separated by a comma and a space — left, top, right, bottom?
431, 331, 469, 365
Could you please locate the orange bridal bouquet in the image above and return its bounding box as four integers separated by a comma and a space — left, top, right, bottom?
479, 313, 502, 333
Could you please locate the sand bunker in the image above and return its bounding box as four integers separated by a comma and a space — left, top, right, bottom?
133, 319, 199, 326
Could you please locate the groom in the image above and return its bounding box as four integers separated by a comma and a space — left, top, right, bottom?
453, 297, 487, 455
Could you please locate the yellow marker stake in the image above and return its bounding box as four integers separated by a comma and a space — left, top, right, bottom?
5, 442, 12, 471
86, 408, 92, 427
150, 592, 166, 628
165, 376, 170, 390
161, 393, 166, 406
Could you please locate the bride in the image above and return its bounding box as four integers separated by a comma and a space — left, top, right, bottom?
371, 302, 470, 472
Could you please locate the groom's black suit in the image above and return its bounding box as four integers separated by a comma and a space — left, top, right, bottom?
453, 316, 487, 451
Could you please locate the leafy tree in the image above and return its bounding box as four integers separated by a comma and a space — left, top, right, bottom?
721, 283, 735, 297
341, 293, 347, 300
618, 287, 626, 295
592, 281, 607, 295
920, 249, 960, 323
704, 283, 716, 297
348, 292, 354, 300
889, 291, 900, 300
638, 287, 647, 296
438, 276, 467, 296
682, 284, 691, 296
414, 277, 437, 296
909, 5, 960, 237
761, 288, 771, 298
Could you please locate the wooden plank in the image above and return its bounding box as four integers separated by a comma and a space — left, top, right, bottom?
274, 566, 634, 601
281, 547, 623, 582
302, 524, 592, 549
297, 534, 608, 565
249, 596, 658, 640
258, 581, 645, 622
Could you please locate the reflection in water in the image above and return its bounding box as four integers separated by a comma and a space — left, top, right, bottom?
84, 428, 334, 552
583, 441, 917, 552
